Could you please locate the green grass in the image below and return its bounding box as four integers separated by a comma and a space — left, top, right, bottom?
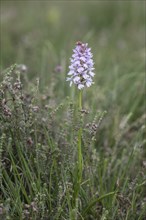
0, 1, 145, 219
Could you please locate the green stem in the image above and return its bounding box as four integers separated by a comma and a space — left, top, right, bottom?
78, 90, 83, 184
72, 91, 83, 219
73, 91, 83, 212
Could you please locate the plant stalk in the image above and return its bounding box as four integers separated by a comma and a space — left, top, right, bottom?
78, 90, 83, 184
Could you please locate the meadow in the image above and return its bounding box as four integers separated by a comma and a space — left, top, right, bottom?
0, 1, 145, 219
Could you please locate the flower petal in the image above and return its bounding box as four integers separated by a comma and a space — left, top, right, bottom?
78, 84, 84, 89
80, 57, 86, 62
78, 67, 84, 73
89, 71, 95, 77
83, 73, 89, 79
73, 76, 80, 83
68, 71, 74, 75
86, 81, 92, 87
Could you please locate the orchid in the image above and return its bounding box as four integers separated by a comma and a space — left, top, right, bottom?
67, 41, 95, 89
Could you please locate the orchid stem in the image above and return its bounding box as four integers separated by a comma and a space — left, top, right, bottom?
78, 90, 83, 184
73, 90, 83, 214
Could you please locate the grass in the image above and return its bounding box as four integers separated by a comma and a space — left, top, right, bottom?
0, 1, 146, 219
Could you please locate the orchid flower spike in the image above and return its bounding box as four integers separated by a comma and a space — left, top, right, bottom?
67, 41, 95, 89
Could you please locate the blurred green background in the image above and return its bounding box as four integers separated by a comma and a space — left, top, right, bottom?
1, 1, 145, 72
0, 0, 145, 119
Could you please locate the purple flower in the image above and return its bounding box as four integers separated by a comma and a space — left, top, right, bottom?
67, 41, 95, 89
54, 65, 62, 73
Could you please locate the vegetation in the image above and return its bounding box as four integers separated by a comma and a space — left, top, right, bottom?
0, 1, 145, 219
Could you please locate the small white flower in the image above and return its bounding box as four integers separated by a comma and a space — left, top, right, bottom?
78, 84, 84, 89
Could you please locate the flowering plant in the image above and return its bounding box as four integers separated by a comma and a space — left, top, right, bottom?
66, 42, 95, 217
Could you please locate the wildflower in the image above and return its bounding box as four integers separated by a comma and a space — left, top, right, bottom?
54, 65, 62, 73
67, 41, 95, 89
